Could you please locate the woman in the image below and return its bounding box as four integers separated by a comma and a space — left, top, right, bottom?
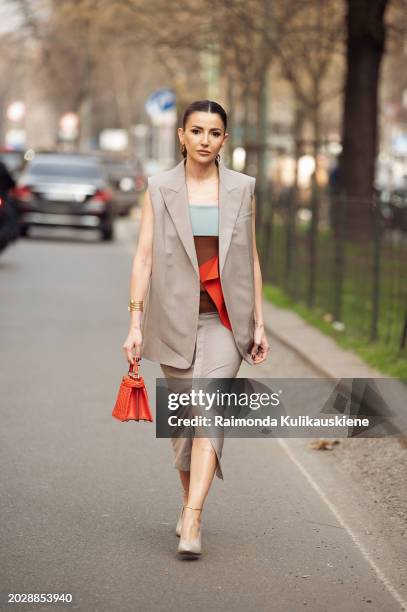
123, 100, 270, 559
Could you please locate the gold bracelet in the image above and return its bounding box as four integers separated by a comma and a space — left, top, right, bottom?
128, 299, 144, 312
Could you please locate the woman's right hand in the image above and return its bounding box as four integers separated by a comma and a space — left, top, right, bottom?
122, 327, 143, 365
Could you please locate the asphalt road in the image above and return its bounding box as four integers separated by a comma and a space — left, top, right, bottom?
0, 220, 405, 612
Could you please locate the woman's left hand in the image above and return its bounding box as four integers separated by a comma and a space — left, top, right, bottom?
250, 323, 271, 364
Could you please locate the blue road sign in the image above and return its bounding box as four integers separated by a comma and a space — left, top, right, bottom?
145, 89, 176, 116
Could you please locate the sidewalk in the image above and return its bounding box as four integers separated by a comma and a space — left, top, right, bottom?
262, 297, 407, 434
262, 298, 384, 379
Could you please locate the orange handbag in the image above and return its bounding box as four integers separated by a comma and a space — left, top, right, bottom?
112, 358, 153, 422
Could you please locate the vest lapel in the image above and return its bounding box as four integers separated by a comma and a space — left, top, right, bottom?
159, 158, 244, 278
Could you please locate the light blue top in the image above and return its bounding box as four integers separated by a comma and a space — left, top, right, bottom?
189, 204, 219, 236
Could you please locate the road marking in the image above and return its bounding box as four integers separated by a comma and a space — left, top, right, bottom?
278, 438, 407, 610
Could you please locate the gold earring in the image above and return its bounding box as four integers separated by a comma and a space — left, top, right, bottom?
180, 143, 186, 155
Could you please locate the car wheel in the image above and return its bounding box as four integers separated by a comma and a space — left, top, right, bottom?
101, 225, 114, 241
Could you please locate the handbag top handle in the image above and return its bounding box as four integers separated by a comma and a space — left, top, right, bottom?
128, 358, 141, 379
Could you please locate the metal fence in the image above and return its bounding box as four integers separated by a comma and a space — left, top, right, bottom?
257, 185, 407, 355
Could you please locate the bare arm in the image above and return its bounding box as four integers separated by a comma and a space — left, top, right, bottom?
250, 192, 270, 363
251, 193, 264, 330
128, 187, 154, 331
122, 188, 154, 363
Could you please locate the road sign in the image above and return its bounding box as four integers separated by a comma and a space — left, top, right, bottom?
145, 89, 176, 117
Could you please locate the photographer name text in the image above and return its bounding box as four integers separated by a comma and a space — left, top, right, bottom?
168, 415, 370, 428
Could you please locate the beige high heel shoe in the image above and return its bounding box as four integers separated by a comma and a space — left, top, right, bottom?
177, 506, 202, 559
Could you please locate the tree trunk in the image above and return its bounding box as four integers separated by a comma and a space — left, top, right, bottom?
225, 73, 235, 167
242, 84, 251, 172
256, 70, 269, 227
341, 0, 388, 241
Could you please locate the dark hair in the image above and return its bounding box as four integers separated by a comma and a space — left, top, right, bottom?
181, 100, 227, 158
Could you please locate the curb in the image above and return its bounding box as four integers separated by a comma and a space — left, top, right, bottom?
264, 319, 336, 379
261, 299, 384, 380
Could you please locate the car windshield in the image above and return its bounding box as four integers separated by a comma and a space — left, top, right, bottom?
28, 161, 103, 180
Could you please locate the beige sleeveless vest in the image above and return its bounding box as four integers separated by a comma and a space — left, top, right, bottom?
141, 158, 256, 368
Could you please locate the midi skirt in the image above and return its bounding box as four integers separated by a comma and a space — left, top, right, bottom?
160, 311, 243, 480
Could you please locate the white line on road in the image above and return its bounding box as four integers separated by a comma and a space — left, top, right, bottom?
278, 438, 407, 611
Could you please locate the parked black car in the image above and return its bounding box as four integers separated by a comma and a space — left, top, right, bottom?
13, 153, 115, 241
0, 160, 20, 254
99, 155, 146, 217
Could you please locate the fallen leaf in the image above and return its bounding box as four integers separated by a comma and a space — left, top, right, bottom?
310, 439, 340, 451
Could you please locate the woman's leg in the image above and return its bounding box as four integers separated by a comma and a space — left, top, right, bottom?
180, 438, 217, 539
179, 469, 190, 504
